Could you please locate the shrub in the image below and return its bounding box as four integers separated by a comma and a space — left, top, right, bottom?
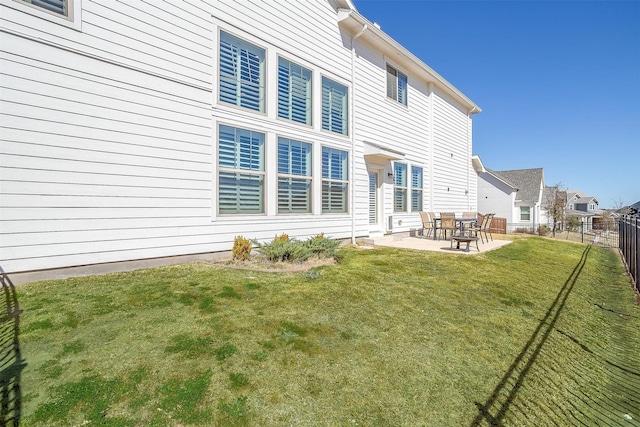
253, 233, 341, 263
273, 233, 289, 243
232, 236, 252, 261
303, 234, 341, 257
253, 237, 312, 262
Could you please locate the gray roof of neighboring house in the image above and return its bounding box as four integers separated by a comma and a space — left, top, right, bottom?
489, 168, 544, 203
567, 189, 599, 205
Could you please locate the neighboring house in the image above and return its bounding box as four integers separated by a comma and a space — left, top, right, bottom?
0, 0, 480, 281
564, 189, 604, 229
473, 157, 545, 231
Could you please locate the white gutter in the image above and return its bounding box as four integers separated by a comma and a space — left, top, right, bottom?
350, 23, 368, 244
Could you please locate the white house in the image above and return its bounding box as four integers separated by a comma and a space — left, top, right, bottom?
0, 0, 480, 282
473, 157, 545, 231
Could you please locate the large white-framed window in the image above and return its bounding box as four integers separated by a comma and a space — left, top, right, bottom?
322, 77, 348, 136
520, 206, 531, 221
218, 125, 265, 214
411, 166, 423, 212
394, 162, 408, 212
278, 57, 312, 125
5, 0, 81, 29
278, 137, 312, 214
322, 147, 348, 213
219, 31, 265, 112
386, 64, 407, 106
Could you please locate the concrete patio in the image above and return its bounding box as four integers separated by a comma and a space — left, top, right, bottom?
361, 233, 512, 254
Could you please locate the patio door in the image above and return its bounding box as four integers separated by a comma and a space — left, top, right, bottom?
369, 172, 377, 225
368, 171, 382, 233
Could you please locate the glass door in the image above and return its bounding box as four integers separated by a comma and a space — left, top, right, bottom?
369, 172, 377, 225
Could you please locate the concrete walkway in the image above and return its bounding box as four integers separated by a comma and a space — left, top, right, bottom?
362, 233, 512, 254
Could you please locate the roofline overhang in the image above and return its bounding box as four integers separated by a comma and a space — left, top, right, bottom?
337, 8, 481, 114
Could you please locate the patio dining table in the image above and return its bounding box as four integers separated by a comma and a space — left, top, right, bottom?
431, 216, 477, 240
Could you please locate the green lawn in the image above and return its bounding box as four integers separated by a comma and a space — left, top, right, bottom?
5, 236, 640, 426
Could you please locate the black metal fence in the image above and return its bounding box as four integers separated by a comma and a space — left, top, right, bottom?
619, 215, 639, 295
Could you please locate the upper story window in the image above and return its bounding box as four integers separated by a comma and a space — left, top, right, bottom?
520, 206, 531, 221
219, 31, 265, 112
322, 77, 348, 136
278, 137, 312, 214
218, 125, 265, 214
386, 64, 407, 106
278, 58, 312, 125
393, 162, 407, 212
322, 147, 348, 213
411, 166, 423, 212
20, 0, 68, 16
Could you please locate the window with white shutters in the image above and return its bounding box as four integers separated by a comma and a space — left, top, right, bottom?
411, 166, 423, 212
322, 77, 348, 136
394, 163, 407, 212
218, 125, 265, 214
219, 31, 265, 112
322, 147, 348, 213
387, 64, 407, 106
278, 58, 312, 125
278, 137, 312, 214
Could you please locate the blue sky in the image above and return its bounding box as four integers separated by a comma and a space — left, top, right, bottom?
353, 0, 640, 209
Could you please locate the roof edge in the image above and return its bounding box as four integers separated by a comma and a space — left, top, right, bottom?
338, 9, 481, 114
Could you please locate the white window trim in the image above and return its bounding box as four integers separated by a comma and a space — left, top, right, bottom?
217, 29, 267, 114
217, 124, 266, 216
321, 146, 349, 214
3, 0, 81, 30
411, 165, 423, 212
386, 63, 408, 106
277, 56, 313, 127
394, 162, 408, 213
321, 75, 349, 137
277, 136, 313, 215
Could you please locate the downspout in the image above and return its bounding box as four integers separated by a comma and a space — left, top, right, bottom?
466, 106, 477, 211
350, 23, 367, 244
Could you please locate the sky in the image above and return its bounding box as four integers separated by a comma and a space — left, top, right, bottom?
353, 0, 640, 209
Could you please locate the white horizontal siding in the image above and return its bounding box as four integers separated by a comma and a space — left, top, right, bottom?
210, 0, 352, 79
431, 89, 472, 212
0, 0, 362, 274
353, 41, 430, 165
1, 0, 213, 87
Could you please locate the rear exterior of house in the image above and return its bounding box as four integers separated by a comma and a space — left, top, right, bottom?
0, 0, 480, 282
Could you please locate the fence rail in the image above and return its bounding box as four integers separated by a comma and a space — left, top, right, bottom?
619, 215, 639, 295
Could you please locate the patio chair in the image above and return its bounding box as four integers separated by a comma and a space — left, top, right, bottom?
462, 211, 477, 219
439, 212, 457, 240
485, 213, 495, 242
419, 212, 434, 239
428, 212, 439, 239
470, 213, 494, 244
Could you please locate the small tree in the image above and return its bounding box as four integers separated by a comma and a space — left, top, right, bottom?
543, 183, 567, 238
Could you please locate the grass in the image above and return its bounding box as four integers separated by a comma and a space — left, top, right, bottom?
7, 236, 640, 426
